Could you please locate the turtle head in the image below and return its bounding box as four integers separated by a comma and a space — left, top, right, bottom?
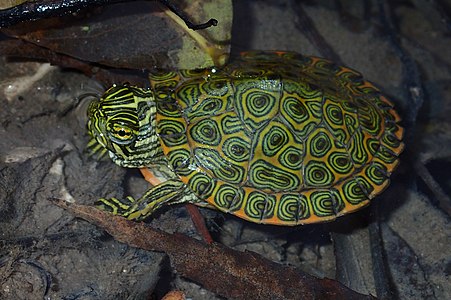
87, 84, 161, 167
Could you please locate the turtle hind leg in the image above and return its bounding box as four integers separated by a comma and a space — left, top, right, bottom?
95, 179, 193, 221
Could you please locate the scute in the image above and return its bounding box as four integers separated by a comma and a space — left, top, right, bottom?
153, 51, 404, 225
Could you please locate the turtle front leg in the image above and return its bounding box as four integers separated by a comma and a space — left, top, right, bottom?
95, 179, 195, 221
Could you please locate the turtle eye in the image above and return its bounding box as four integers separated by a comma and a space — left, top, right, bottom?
109, 123, 135, 144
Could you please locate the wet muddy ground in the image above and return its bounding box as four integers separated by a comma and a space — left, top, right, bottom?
1, 1, 450, 299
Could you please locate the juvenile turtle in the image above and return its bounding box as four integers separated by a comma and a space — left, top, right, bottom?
87, 51, 404, 225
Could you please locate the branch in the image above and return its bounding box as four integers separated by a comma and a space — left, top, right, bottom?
51, 199, 375, 300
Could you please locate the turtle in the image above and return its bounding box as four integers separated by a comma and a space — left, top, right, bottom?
87, 51, 404, 225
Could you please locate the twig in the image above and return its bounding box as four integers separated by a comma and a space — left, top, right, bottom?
51, 198, 375, 300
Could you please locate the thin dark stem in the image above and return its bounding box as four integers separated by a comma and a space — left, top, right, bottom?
157, 0, 217, 30
0, 0, 217, 30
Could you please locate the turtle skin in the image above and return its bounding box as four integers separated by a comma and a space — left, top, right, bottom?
88, 51, 404, 225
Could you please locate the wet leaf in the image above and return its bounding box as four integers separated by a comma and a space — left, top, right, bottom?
1, 0, 232, 69
0, 0, 26, 10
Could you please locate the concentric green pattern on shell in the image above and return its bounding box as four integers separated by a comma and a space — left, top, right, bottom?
152, 51, 404, 225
